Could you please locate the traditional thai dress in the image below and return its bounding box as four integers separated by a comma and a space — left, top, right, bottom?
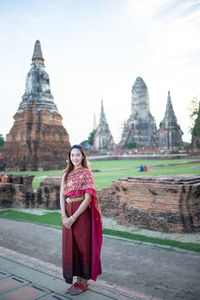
62, 167, 102, 284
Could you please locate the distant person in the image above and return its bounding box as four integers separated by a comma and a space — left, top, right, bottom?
137, 165, 144, 172
0, 171, 7, 183
144, 166, 149, 172
60, 145, 102, 295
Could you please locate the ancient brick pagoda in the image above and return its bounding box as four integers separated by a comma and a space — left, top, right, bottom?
119, 77, 158, 149
158, 91, 183, 150
92, 100, 116, 153
0, 40, 70, 171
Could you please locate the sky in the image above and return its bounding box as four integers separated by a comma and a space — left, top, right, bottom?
0, 0, 200, 145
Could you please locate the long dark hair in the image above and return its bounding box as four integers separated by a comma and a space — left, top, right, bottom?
64, 144, 89, 182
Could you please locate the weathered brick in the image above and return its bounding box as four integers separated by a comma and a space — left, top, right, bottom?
97, 175, 200, 233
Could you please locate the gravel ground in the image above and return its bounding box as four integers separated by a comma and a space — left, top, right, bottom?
0, 218, 200, 300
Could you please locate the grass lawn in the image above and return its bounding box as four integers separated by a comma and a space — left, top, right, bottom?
0, 209, 199, 253
7, 158, 200, 190
90, 158, 200, 170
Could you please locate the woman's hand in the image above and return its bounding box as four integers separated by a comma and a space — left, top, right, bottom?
62, 216, 75, 229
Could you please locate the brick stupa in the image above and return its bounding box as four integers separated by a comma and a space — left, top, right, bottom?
0, 40, 70, 171
158, 91, 183, 150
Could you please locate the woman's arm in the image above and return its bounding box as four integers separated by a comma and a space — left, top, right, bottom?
60, 173, 66, 217
72, 192, 91, 220
63, 193, 92, 229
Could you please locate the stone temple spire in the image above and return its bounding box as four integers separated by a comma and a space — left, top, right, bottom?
100, 99, 107, 124
158, 91, 183, 150
32, 40, 44, 65
119, 76, 157, 149
92, 100, 115, 153
17, 40, 58, 114
131, 76, 150, 118
162, 91, 177, 126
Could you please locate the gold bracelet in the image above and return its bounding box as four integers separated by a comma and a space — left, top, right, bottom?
61, 214, 66, 219
70, 216, 75, 222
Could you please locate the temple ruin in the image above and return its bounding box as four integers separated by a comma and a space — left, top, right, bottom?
119, 77, 184, 152
158, 91, 183, 150
0, 40, 70, 171
92, 100, 116, 153
98, 175, 200, 233
119, 77, 157, 149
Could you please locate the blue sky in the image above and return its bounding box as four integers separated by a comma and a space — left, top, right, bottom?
0, 0, 200, 144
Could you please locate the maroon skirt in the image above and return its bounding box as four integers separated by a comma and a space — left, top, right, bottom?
62, 199, 91, 284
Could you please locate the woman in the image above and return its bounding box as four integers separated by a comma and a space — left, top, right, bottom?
60, 145, 102, 295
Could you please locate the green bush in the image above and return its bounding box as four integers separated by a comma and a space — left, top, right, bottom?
126, 142, 137, 149
0, 133, 5, 148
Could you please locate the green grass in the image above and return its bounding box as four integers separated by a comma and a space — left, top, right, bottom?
8, 170, 63, 189
0, 210, 63, 227
92, 158, 200, 189
0, 209, 199, 253
103, 228, 200, 253
90, 158, 199, 170
7, 158, 200, 189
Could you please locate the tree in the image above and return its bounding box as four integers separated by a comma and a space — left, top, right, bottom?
0, 134, 5, 148
80, 129, 97, 150
80, 140, 89, 147
188, 97, 200, 130
88, 129, 96, 146
189, 97, 200, 148
192, 108, 200, 148
126, 141, 137, 149
192, 110, 200, 137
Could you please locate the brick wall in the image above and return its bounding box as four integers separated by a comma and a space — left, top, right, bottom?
1, 174, 199, 233
97, 175, 200, 233
37, 176, 61, 208
0, 175, 34, 208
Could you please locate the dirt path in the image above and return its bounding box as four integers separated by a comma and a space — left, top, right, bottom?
0, 218, 200, 300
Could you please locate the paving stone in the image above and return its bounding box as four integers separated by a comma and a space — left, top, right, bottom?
0, 276, 29, 294
38, 292, 71, 300
1, 284, 50, 300
0, 270, 11, 279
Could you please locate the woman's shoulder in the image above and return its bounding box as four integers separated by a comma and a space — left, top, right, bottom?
81, 167, 93, 177
82, 167, 92, 173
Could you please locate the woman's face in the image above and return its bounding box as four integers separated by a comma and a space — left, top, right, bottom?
70, 148, 83, 168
